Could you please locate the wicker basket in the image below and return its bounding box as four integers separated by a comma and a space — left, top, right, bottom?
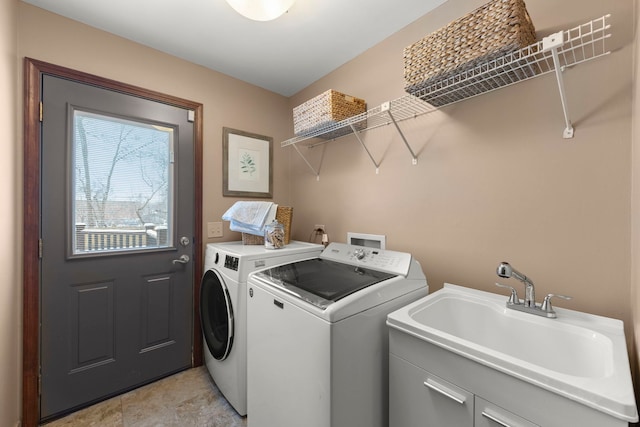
293, 90, 366, 139
403, 0, 537, 105
242, 206, 293, 245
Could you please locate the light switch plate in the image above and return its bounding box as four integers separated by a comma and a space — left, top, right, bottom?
208, 222, 223, 238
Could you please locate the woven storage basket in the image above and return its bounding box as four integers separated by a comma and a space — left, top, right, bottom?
293, 90, 366, 139
242, 206, 293, 245
403, 0, 537, 106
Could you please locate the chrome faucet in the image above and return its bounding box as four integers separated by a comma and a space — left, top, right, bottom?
496, 262, 535, 307
495, 262, 572, 318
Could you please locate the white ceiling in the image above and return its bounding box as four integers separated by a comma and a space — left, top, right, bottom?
21, 0, 447, 96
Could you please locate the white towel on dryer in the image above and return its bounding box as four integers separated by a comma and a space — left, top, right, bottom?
222, 201, 276, 235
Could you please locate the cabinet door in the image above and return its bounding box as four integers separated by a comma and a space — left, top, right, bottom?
475, 397, 540, 427
390, 354, 474, 427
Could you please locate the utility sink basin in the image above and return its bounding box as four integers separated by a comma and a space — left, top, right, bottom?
386, 283, 638, 422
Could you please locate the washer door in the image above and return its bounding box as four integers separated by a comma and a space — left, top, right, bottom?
200, 269, 234, 360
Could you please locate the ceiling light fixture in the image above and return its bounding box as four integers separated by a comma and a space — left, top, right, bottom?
225, 0, 296, 21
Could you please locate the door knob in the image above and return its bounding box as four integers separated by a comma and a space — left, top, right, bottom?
172, 254, 190, 264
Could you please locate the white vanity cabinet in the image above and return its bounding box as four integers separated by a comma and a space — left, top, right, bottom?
388, 328, 630, 427
390, 353, 474, 426
474, 397, 539, 427
390, 353, 538, 427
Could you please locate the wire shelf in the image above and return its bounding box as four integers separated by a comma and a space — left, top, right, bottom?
281, 15, 610, 150
413, 14, 610, 108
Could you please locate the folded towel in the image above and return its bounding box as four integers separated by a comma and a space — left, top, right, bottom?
222, 201, 273, 226
222, 201, 277, 236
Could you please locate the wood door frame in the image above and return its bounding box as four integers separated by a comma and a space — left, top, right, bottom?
23, 58, 204, 427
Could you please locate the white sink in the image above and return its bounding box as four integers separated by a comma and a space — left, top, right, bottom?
386, 283, 638, 422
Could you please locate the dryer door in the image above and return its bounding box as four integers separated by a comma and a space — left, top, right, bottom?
200, 269, 234, 360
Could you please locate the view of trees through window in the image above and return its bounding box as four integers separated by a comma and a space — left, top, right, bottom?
73, 110, 173, 252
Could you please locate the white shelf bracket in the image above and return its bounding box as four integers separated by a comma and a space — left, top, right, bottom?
292, 143, 321, 180
349, 123, 380, 173
543, 31, 574, 139
382, 102, 418, 164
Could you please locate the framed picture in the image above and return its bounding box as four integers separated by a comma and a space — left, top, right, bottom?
223, 127, 273, 198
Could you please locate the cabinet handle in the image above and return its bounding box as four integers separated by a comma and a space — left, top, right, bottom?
423, 379, 466, 405
481, 410, 514, 427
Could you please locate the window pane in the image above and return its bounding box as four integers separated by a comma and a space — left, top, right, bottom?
72, 110, 174, 255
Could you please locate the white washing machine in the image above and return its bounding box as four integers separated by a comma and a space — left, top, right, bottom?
200, 240, 323, 416
246, 242, 429, 427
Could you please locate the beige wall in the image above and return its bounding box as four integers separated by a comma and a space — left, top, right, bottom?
5, 0, 639, 425
2, 0, 20, 424
289, 0, 636, 337
633, 0, 640, 402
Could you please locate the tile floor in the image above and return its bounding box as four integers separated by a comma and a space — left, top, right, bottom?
42, 367, 247, 427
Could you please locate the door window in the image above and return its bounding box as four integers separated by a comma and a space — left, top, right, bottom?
72, 109, 174, 256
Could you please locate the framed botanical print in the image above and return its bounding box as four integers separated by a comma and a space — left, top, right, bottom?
222, 127, 273, 198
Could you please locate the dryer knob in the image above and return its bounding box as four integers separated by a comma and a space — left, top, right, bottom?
214, 253, 219, 264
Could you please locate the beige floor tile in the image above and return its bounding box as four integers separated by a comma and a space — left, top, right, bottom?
43, 395, 123, 427
41, 367, 246, 427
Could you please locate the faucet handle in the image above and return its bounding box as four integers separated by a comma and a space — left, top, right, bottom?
541, 293, 572, 314
495, 282, 520, 305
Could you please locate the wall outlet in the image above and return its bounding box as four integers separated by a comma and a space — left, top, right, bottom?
207, 222, 223, 238
314, 224, 325, 233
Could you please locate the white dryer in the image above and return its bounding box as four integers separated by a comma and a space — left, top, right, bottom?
246, 242, 429, 427
200, 241, 322, 416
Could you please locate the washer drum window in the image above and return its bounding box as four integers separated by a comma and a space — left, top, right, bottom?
200, 270, 234, 360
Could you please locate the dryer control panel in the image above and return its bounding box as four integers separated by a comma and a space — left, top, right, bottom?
224, 255, 239, 271
320, 242, 411, 276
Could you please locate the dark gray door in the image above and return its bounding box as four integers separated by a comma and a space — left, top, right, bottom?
40, 75, 194, 420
